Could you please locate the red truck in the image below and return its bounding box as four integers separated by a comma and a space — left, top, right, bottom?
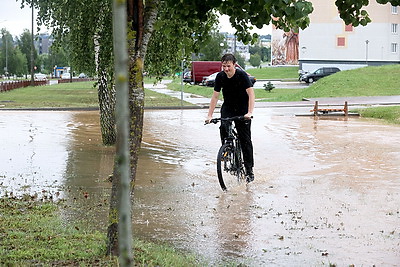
183, 61, 256, 86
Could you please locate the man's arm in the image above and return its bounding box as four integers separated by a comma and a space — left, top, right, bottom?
206, 90, 220, 123
245, 87, 255, 119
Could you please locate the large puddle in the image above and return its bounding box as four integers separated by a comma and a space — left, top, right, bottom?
1, 109, 399, 266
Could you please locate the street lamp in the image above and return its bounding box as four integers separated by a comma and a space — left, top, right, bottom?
4, 32, 8, 78
31, 3, 35, 85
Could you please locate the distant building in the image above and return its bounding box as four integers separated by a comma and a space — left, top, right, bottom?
259, 34, 272, 48
35, 33, 53, 55
222, 33, 251, 60
298, 1, 400, 72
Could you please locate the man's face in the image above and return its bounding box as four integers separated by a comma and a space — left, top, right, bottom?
222, 61, 236, 78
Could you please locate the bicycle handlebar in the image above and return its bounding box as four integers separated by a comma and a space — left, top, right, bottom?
205, 116, 253, 125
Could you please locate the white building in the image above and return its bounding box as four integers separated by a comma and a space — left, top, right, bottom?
299, 1, 400, 72
223, 33, 251, 60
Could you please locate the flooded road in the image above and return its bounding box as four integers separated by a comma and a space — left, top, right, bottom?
1, 108, 399, 266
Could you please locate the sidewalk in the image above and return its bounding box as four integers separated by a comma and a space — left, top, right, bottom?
255, 95, 400, 108
145, 80, 221, 108
145, 81, 400, 109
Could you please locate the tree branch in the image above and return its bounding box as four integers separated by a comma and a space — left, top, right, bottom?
139, 0, 159, 59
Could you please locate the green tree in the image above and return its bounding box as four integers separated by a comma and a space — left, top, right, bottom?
0, 29, 13, 76
145, 2, 217, 78
46, 47, 70, 77
234, 52, 246, 69
17, 29, 38, 75
249, 45, 261, 56
198, 31, 227, 61
261, 46, 270, 62
10, 47, 28, 76
249, 44, 270, 62
249, 53, 261, 67
0, 29, 27, 77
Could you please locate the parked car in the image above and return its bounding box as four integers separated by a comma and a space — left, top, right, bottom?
78, 73, 86, 78
299, 67, 340, 83
183, 71, 192, 83
189, 61, 256, 85
61, 72, 71, 79
201, 68, 256, 87
34, 73, 47, 81
201, 72, 219, 87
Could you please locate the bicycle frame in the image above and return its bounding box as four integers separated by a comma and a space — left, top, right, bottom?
208, 116, 247, 190
223, 121, 243, 175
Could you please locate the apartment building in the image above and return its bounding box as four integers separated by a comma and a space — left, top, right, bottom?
223, 33, 251, 60
35, 33, 53, 55
298, 1, 400, 72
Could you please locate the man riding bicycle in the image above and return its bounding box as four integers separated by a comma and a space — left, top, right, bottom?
206, 53, 255, 183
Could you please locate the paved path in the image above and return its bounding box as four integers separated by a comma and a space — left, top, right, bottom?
145, 80, 221, 108
256, 95, 400, 108
145, 81, 400, 109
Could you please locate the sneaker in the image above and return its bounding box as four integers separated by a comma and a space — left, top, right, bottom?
245, 168, 254, 183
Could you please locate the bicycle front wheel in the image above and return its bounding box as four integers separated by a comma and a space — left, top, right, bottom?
216, 143, 243, 191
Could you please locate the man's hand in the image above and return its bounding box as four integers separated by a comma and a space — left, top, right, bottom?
244, 113, 253, 120
205, 116, 213, 124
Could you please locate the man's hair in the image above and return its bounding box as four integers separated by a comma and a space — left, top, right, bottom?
221, 53, 236, 64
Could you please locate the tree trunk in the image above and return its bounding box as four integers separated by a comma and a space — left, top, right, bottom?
126, 0, 159, 182
106, 0, 159, 258
127, 57, 144, 183
98, 69, 116, 146
113, 0, 133, 264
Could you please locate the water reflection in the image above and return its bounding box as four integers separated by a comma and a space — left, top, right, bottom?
61, 111, 114, 227
0, 111, 71, 196
1, 109, 400, 265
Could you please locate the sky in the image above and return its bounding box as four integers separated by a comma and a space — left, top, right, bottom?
0, 0, 271, 37
0, 0, 43, 37
218, 15, 272, 36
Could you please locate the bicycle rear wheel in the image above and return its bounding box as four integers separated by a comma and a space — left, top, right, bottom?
216, 143, 244, 191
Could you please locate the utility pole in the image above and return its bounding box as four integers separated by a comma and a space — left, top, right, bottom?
5, 36, 8, 78
365, 40, 369, 66
233, 34, 237, 55
30, 3, 35, 86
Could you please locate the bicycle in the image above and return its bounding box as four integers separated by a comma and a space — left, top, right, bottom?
206, 116, 250, 191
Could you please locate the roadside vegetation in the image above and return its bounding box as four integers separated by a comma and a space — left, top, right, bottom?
0, 81, 190, 109
271, 65, 400, 101
1, 65, 398, 125
1, 65, 399, 125
246, 66, 299, 80
0, 197, 202, 266
355, 106, 400, 125
168, 64, 400, 125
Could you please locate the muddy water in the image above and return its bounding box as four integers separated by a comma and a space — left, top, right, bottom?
1, 109, 399, 266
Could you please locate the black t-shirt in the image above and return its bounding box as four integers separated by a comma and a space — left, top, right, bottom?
214, 69, 253, 115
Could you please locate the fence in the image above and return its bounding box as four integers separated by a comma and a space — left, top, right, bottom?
0, 80, 49, 92
57, 78, 95, 84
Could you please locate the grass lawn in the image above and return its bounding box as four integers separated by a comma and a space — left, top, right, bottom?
0, 81, 190, 109
271, 65, 400, 102
0, 82, 99, 108
246, 66, 299, 79
0, 197, 201, 266
355, 106, 400, 125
